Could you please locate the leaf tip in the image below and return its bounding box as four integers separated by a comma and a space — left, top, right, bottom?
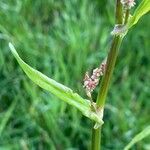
9, 42, 18, 57
9, 42, 14, 51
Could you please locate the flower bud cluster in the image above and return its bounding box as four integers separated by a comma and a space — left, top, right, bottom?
83, 59, 107, 98
121, 0, 136, 9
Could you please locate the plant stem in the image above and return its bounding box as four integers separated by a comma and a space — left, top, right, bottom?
91, 1, 123, 149
91, 126, 101, 150
96, 0, 123, 107
91, 35, 123, 150
96, 35, 122, 107
115, 0, 123, 24
124, 9, 130, 24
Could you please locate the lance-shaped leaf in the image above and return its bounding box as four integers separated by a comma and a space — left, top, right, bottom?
9, 43, 103, 126
127, 0, 150, 29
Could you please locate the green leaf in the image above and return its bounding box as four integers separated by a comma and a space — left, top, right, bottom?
9, 42, 103, 126
128, 0, 150, 29
0, 97, 18, 136
124, 126, 150, 150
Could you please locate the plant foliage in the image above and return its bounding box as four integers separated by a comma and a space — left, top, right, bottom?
9, 43, 103, 126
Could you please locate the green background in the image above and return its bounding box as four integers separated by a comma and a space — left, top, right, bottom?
0, 0, 150, 149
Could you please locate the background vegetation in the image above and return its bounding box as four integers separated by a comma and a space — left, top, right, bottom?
0, 0, 149, 149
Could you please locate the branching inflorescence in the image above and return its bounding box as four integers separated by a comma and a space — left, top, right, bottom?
83, 1, 136, 100
83, 59, 107, 99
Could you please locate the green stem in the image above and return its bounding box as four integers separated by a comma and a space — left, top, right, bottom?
91, 35, 123, 150
115, 0, 123, 24
96, 35, 122, 107
91, 126, 101, 150
124, 9, 130, 24
91, 1, 123, 149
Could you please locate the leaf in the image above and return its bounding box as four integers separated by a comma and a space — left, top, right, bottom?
9, 42, 103, 126
127, 0, 150, 29
124, 126, 150, 150
0, 98, 18, 135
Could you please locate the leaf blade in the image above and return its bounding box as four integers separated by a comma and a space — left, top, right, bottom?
9, 42, 103, 125
128, 0, 150, 29
124, 126, 150, 150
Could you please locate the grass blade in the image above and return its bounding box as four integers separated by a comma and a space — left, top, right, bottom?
124, 126, 150, 150
0, 98, 18, 136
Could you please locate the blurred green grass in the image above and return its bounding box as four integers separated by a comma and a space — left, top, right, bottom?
0, 0, 150, 149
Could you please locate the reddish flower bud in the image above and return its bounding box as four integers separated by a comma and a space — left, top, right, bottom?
83, 58, 107, 98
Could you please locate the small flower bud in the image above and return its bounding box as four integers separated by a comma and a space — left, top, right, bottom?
121, 0, 136, 9
83, 58, 107, 98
